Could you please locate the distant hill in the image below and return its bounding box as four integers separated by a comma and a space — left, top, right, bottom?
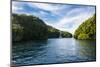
74, 14, 96, 39
12, 14, 72, 42
47, 25, 72, 38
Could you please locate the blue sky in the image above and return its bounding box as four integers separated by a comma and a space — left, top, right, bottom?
12, 1, 95, 34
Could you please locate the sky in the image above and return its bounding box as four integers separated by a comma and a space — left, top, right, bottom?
12, 1, 95, 34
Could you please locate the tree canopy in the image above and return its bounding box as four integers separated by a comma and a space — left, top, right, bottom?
12, 14, 48, 41
12, 14, 72, 42
74, 14, 96, 39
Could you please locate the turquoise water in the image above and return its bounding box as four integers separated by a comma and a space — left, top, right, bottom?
12, 38, 96, 66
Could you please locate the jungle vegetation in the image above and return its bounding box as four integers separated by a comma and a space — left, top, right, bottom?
74, 14, 96, 39
12, 14, 72, 42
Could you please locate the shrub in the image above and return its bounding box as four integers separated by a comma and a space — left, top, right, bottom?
78, 34, 89, 39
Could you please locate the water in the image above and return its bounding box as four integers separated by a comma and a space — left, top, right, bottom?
12, 38, 96, 66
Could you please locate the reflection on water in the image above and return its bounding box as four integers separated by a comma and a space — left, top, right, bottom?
12, 38, 96, 66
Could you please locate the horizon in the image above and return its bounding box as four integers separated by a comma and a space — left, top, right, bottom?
12, 1, 95, 34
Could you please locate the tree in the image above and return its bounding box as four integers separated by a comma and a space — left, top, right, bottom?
78, 34, 89, 39
12, 14, 48, 41
12, 14, 72, 42
74, 14, 96, 39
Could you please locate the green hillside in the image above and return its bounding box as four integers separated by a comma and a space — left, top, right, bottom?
74, 14, 96, 39
12, 14, 48, 41
47, 26, 72, 38
12, 14, 72, 42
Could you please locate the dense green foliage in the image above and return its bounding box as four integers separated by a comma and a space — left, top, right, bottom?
61, 31, 72, 38
12, 24, 24, 41
78, 34, 89, 39
12, 14, 48, 41
12, 14, 72, 42
47, 26, 60, 38
47, 26, 72, 38
74, 14, 96, 39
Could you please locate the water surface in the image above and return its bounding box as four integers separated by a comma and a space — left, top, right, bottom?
12, 38, 96, 66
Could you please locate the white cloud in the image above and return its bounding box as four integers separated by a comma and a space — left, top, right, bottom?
46, 8, 95, 34
12, 2, 25, 14
33, 3, 62, 10
12, 1, 95, 34
27, 2, 69, 15
29, 3, 56, 11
